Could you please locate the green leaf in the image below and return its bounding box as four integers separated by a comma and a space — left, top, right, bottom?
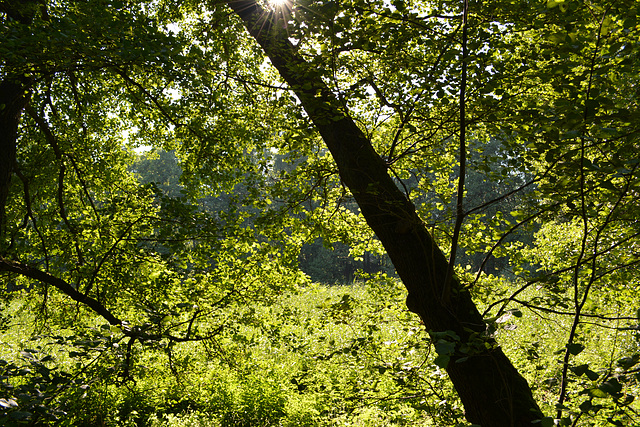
546, 0, 565, 8
616, 355, 640, 370
598, 378, 622, 396
570, 364, 589, 376
620, 395, 635, 406
532, 416, 555, 427
585, 370, 600, 381
579, 399, 592, 412
433, 354, 450, 369
435, 340, 456, 356
567, 343, 585, 355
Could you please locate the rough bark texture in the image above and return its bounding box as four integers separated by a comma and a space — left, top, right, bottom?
229, 2, 543, 425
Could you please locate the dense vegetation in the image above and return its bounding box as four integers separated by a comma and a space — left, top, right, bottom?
1, 0, 639, 425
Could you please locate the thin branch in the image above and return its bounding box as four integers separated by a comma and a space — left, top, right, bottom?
511, 298, 639, 323
13, 167, 50, 269
444, 0, 469, 302
84, 215, 148, 297
483, 229, 640, 318
557, 9, 612, 417
25, 105, 85, 266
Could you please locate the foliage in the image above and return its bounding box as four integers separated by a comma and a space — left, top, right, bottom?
1, 280, 464, 426
1, 0, 640, 424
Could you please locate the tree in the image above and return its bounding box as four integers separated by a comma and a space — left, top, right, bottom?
1, 0, 639, 425
131, 149, 184, 198
227, 0, 640, 424
229, 1, 543, 425
0, 0, 38, 241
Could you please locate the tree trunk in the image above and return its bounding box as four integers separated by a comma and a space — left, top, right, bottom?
229, 2, 544, 425
0, 1, 37, 246
0, 79, 31, 250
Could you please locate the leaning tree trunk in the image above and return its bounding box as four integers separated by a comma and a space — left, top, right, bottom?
229, 2, 543, 425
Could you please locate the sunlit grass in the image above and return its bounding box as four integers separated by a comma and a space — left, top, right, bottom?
4, 277, 640, 425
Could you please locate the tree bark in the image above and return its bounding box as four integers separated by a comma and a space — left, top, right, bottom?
229, 2, 543, 425
0, 79, 29, 238
0, 0, 37, 246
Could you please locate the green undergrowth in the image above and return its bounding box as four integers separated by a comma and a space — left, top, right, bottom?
0, 277, 461, 426
2, 274, 640, 426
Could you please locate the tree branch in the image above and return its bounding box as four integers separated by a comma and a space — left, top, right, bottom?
0, 257, 122, 325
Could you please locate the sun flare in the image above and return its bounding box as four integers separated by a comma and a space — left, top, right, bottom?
267, 0, 290, 10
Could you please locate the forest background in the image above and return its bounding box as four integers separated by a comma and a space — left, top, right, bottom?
1, 0, 639, 425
